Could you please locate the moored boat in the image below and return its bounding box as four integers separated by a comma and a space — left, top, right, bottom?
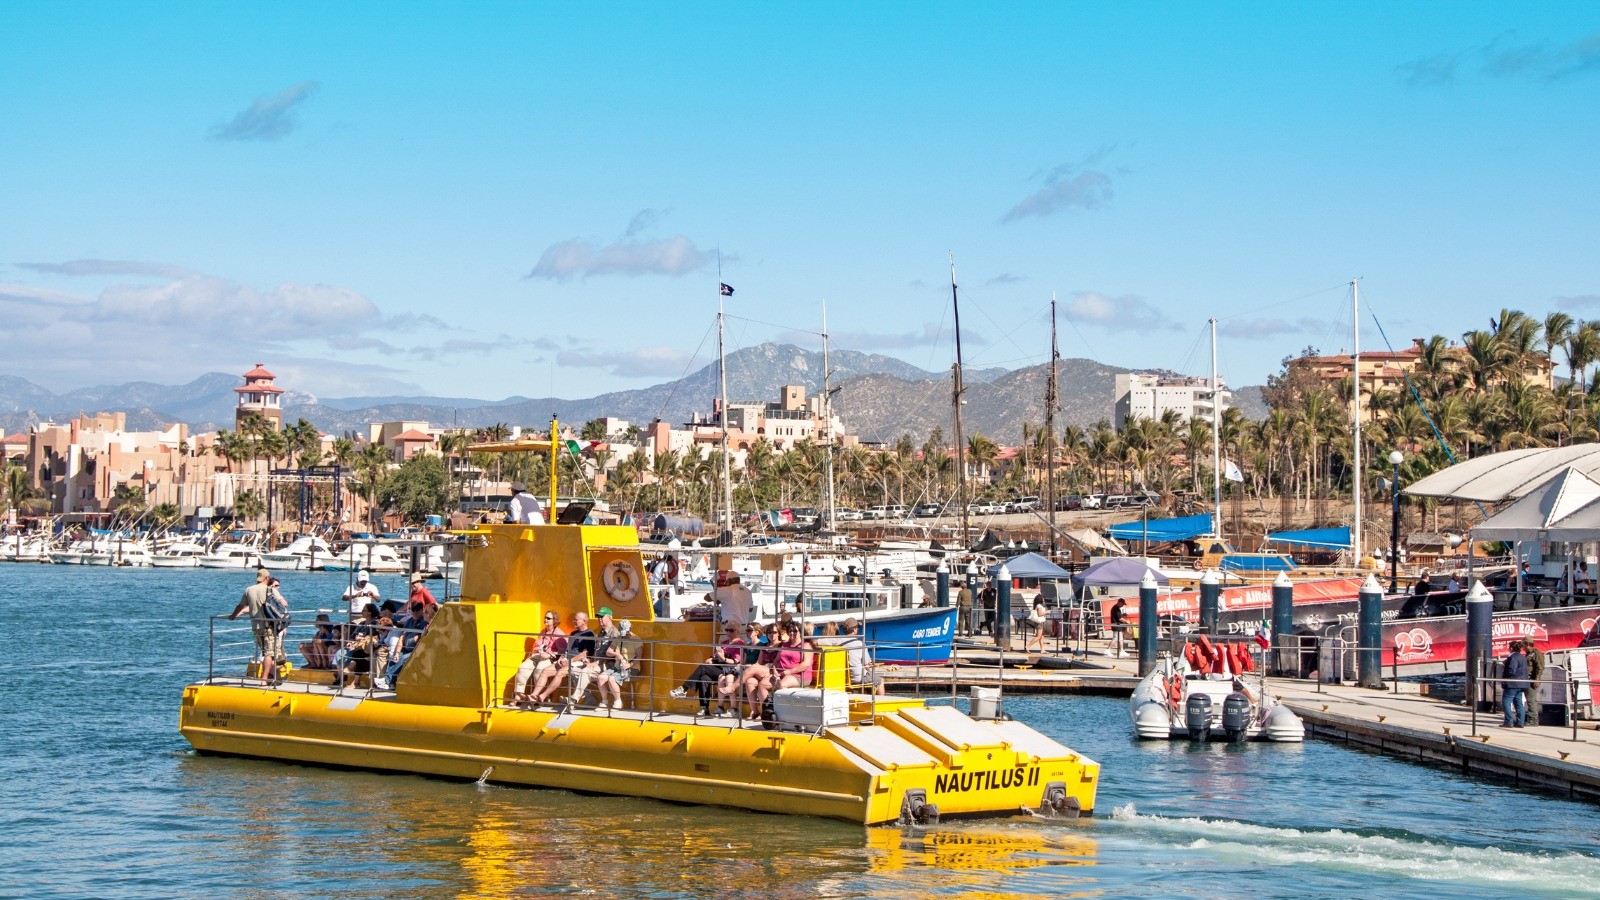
260, 535, 336, 571
1130, 644, 1304, 742
150, 539, 208, 568
198, 538, 262, 569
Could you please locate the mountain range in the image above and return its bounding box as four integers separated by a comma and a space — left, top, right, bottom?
0, 344, 1266, 443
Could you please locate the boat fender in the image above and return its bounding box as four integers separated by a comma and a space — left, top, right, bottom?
601, 560, 641, 602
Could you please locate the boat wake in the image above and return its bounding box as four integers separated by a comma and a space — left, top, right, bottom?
1109, 804, 1599, 894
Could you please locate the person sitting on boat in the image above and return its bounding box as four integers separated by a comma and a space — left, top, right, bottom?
530, 611, 595, 705
838, 616, 885, 695
343, 570, 381, 621
670, 624, 743, 715
595, 620, 639, 710
228, 568, 288, 683
298, 613, 339, 669
382, 601, 435, 686
333, 603, 382, 688
772, 627, 811, 690
508, 482, 545, 525
373, 600, 425, 690
512, 611, 567, 704
740, 624, 781, 719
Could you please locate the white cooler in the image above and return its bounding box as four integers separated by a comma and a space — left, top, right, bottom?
771, 688, 850, 728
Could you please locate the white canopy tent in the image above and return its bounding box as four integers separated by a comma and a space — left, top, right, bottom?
1470, 468, 1600, 541
1403, 444, 1600, 503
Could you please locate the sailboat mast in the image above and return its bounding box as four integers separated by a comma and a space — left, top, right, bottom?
821, 303, 837, 533
1046, 293, 1059, 558
1210, 317, 1222, 538
1351, 278, 1363, 567
951, 256, 970, 550
718, 289, 734, 538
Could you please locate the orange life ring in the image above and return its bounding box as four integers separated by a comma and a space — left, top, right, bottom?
664, 556, 680, 581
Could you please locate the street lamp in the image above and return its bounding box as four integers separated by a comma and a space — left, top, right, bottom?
1388, 450, 1404, 593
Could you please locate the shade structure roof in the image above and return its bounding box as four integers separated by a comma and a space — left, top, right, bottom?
1071, 556, 1169, 588
1403, 444, 1600, 502
1470, 467, 1600, 541
1104, 513, 1212, 543
1264, 526, 1352, 550
985, 552, 1073, 580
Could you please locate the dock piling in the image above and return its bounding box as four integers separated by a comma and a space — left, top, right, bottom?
1138, 570, 1157, 677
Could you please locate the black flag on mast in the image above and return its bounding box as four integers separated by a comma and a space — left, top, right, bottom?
719, 283, 734, 297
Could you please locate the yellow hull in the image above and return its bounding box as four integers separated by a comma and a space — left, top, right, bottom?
180, 683, 1097, 825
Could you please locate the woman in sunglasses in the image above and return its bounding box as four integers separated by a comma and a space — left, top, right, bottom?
511, 610, 566, 704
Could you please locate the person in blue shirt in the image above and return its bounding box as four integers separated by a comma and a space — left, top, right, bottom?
1502, 644, 1531, 727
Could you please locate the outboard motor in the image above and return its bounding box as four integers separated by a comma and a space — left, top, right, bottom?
1222, 692, 1253, 742
1184, 693, 1213, 741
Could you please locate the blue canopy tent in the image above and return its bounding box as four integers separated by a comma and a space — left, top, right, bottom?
1104, 513, 1213, 544
1264, 526, 1352, 551
986, 552, 1073, 580
1071, 557, 1170, 588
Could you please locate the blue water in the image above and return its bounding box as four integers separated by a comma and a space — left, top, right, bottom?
3, 565, 1597, 899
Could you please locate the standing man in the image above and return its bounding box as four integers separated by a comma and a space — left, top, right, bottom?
508, 481, 545, 524
978, 580, 998, 636
1109, 597, 1129, 658
956, 581, 973, 635
1501, 642, 1531, 728
1523, 639, 1546, 724
408, 572, 438, 610
716, 572, 754, 631
228, 569, 286, 683
343, 570, 381, 621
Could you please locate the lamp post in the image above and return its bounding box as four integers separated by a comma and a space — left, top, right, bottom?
1388, 449, 1403, 593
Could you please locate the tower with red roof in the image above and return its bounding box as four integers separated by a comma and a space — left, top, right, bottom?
235, 363, 285, 432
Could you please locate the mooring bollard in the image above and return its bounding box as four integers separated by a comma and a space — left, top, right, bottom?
1271, 571, 1294, 677
996, 563, 1012, 649
1465, 580, 1493, 711
936, 561, 950, 608
1138, 569, 1158, 677
1199, 568, 1220, 634
1358, 574, 1384, 689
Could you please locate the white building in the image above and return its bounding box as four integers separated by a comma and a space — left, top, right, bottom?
1113, 372, 1230, 429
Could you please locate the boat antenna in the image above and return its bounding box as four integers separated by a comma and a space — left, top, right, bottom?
549, 414, 560, 515
1210, 317, 1222, 539
1046, 292, 1059, 558
1351, 277, 1363, 568
950, 254, 970, 551
717, 256, 736, 542
822, 302, 837, 533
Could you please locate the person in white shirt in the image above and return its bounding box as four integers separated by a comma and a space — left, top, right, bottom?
508, 482, 545, 525
715, 573, 754, 630
343, 570, 381, 620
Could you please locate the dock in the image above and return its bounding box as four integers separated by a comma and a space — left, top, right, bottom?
887, 640, 1600, 803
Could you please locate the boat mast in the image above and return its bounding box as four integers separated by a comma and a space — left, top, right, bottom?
1046, 292, 1059, 558
1351, 278, 1363, 567
821, 302, 837, 533
718, 282, 734, 540
950, 256, 970, 550
1210, 317, 1222, 539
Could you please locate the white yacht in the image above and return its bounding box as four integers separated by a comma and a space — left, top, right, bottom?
83, 539, 154, 567
324, 541, 407, 573
198, 538, 263, 569
1130, 648, 1304, 743
260, 535, 336, 571
150, 539, 208, 568
1, 534, 53, 563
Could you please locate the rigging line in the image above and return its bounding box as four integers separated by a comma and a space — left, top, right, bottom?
723, 313, 823, 338
1216, 282, 1349, 322
958, 285, 1049, 367
1174, 322, 1209, 381
1369, 308, 1489, 518
652, 319, 718, 424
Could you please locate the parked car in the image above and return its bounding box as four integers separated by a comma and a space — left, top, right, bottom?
913, 502, 945, 517
1133, 491, 1160, 507
1105, 494, 1131, 508
863, 505, 889, 520
885, 504, 910, 519
1082, 494, 1105, 509
1007, 496, 1041, 513
968, 501, 1006, 516
835, 508, 863, 521
1055, 495, 1083, 511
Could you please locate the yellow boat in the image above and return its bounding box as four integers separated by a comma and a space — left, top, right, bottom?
179, 431, 1098, 825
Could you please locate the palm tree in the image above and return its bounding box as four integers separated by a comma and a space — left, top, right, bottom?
965, 434, 999, 488
234, 489, 266, 529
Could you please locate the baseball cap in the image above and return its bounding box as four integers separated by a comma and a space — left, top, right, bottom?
357, 569, 371, 581
597, 606, 613, 617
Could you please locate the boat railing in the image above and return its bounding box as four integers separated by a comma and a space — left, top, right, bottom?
203, 613, 431, 699
486, 630, 930, 732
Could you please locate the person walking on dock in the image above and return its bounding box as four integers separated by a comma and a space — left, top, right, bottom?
1501, 643, 1531, 728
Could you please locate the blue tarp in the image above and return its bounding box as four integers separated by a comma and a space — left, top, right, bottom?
985, 552, 1073, 580
1264, 526, 1352, 550
1219, 555, 1297, 573
1105, 513, 1213, 543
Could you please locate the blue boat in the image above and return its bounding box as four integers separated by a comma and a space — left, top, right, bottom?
862, 607, 959, 665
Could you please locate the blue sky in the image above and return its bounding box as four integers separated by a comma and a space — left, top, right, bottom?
2, 3, 1597, 403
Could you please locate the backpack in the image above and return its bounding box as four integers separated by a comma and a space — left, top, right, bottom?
262, 589, 289, 625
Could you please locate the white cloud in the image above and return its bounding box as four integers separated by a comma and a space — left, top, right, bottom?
1062, 291, 1178, 333
1220, 317, 1322, 340
526, 235, 714, 280
210, 81, 320, 141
